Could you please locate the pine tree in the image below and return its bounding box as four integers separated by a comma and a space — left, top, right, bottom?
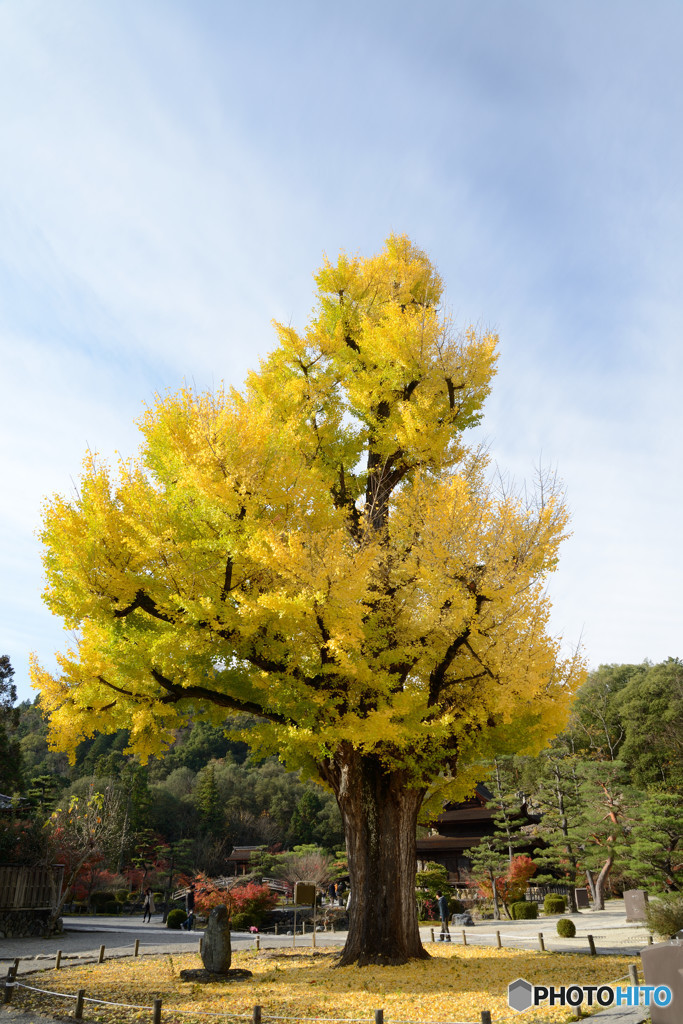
627, 789, 683, 893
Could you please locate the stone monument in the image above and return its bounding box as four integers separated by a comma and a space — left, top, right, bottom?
641, 940, 683, 1024
623, 888, 649, 922
202, 905, 232, 973
179, 905, 252, 982
574, 887, 590, 909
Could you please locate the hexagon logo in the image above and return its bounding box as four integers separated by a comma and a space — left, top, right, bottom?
508, 977, 534, 1012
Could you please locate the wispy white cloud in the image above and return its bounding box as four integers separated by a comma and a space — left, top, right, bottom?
1, 0, 682, 698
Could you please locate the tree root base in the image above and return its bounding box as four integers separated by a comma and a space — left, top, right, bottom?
336, 949, 431, 967
179, 968, 253, 983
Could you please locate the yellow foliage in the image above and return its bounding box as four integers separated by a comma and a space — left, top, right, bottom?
32, 233, 585, 785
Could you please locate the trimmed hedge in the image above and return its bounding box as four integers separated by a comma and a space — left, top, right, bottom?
557, 917, 576, 937
511, 901, 538, 920
167, 909, 187, 929
90, 891, 113, 909
544, 895, 566, 915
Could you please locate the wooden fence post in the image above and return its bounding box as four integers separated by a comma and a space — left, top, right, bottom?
98, 944, 106, 963
538, 932, 545, 952
461, 929, 467, 946
375, 1010, 384, 1024
55, 949, 62, 970
252, 1006, 262, 1024
3, 965, 16, 1005
480, 1011, 492, 1024
628, 963, 638, 986
134, 939, 140, 957
75, 988, 85, 1019
153, 997, 162, 1024
430, 928, 435, 943
495, 930, 501, 948
587, 934, 596, 956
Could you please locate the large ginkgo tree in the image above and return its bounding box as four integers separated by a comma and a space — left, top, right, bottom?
33, 235, 584, 964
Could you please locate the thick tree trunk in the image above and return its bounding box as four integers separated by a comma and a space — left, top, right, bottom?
320, 745, 429, 966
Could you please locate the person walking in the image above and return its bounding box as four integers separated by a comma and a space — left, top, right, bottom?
436, 891, 451, 941
142, 887, 155, 923
182, 884, 196, 930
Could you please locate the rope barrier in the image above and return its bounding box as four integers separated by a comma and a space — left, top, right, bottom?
165, 1009, 253, 1019
8, 987, 479, 1024
260, 1016, 371, 1021
14, 981, 78, 999
83, 996, 155, 1009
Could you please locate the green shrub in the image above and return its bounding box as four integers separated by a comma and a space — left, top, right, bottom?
544, 895, 566, 915
127, 891, 139, 902
104, 901, 119, 915
153, 893, 164, 904
557, 918, 576, 937
115, 889, 130, 903
230, 911, 252, 930
167, 909, 187, 929
646, 893, 683, 939
511, 901, 538, 920
449, 898, 465, 915
90, 891, 113, 910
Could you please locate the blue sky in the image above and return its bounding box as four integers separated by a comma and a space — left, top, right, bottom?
2, 0, 682, 701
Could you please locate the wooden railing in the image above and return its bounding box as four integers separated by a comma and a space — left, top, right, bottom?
0, 864, 65, 910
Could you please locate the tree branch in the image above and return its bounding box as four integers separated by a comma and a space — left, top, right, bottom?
428, 628, 472, 705
113, 590, 174, 624
149, 668, 292, 725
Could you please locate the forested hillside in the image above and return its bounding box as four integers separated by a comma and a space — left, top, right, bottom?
3, 688, 344, 873
1, 657, 680, 903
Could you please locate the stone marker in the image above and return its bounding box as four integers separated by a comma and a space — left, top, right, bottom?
574, 887, 590, 909
624, 888, 649, 922
451, 912, 475, 927
179, 905, 252, 982
641, 940, 683, 1024
202, 905, 232, 973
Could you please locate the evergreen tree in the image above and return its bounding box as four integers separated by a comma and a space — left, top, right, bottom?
520, 744, 585, 909
195, 763, 224, 837
616, 659, 683, 792
288, 789, 325, 846
0, 655, 23, 793
626, 789, 683, 893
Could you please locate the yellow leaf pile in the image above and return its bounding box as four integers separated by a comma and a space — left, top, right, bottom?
13, 945, 635, 1024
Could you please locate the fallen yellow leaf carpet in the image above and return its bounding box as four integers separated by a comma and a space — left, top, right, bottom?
9, 945, 636, 1024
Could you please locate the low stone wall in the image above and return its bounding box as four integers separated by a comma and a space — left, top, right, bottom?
0, 908, 63, 939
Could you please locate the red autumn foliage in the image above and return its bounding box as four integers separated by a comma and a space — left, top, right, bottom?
477, 854, 537, 905
191, 872, 278, 919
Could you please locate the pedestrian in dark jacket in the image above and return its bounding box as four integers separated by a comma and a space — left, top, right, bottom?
142, 888, 155, 923
182, 884, 196, 930
436, 891, 451, 941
